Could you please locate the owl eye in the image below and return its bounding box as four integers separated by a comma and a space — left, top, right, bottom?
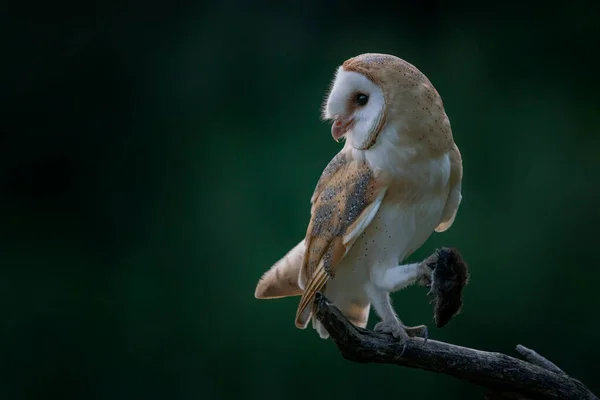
355, 93, 369, 106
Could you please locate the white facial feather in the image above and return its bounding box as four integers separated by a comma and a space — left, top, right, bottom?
323, 68, 385, 150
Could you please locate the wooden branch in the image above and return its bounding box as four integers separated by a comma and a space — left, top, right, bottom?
314, 292, 598, 400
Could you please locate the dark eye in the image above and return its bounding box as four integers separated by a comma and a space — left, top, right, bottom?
355, 93, 369, 106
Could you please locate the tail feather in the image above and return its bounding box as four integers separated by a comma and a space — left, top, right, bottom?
254, 239, 371, 340
296, 306, 312, 330
312, 316, 329, 339
254, 239, 305, 299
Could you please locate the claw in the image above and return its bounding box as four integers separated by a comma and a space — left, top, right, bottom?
420, 326, 429, 345
374, 320, 410, 345
398, 341, 408, 357
418, 273, 432, 288
404, 324, 429, 345
374, 320, 429, 356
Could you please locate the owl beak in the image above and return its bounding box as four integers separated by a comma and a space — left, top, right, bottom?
331, 116, 354, 142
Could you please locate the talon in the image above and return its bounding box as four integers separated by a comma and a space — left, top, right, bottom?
416, 325, 429, 344
404, 324, 429, 344
374, 320, 411, 356
398, 341, 408, 357
394, 332, 409, 357
374, 320, 409, 339
418, 274, 432, 288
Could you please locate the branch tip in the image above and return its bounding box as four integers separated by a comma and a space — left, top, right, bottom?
515, 344, 565, 375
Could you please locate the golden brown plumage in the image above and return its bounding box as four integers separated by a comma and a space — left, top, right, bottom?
295, 152, 387, 327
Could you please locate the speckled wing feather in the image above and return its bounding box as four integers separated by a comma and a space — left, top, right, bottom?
295, 151, 388, 328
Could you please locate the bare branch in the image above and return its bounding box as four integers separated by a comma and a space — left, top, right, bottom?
314, 292, 598, 400
515, 345, 565, 375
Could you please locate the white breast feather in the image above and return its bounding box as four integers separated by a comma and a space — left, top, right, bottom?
322, 145, 451, 320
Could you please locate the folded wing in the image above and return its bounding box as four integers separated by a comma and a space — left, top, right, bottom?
295, 150, 388, 328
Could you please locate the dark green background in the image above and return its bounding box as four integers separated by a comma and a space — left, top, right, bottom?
2, 1, 600, 399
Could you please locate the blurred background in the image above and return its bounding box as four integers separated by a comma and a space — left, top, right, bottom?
2, 1, 600, 399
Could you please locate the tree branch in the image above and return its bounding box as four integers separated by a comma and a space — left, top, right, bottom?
314, 292, 598, 400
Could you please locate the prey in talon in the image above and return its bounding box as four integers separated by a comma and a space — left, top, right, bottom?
420, 247, 470, 328
254, 53, 464, 343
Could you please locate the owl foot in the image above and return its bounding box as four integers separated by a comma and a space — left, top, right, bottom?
404, 324, 429, 343
374, 319, 412, 356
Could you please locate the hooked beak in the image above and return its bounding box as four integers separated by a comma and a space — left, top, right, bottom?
331, 116, 354, 142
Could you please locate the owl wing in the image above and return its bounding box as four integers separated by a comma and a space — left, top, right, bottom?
436, 144, 463, 232
295, 150, 388, 328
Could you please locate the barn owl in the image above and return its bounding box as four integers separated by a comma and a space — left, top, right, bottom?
254, 53, 462, 345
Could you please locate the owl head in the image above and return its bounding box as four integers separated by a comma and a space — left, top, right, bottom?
323, 53, 451, 152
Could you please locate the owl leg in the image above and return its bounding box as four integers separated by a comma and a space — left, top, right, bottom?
369, 263, 430, 342
366, 285, 414, 352
371, 249, 469, 330
370, 262, 430, 293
